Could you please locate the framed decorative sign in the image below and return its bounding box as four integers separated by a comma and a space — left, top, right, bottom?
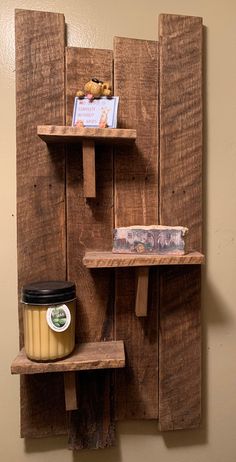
72, 96, 119, 128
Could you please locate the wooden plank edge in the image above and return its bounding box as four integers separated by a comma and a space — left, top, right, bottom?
37, 125, 137, 141
83, 251, 205, 268
11, 341, 125, 375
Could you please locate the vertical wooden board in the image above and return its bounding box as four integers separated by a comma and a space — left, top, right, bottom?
159, 14, 203, 251
68, 370, 115, 450
20, 373, 67, 438
159, 266, 201, 430
15, 9, 67, 437
114, 37, 159, 419
66, 47, 115, 448
159, 14, 203, 430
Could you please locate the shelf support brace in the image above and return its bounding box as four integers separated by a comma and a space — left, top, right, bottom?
82, 140, 96, 198
64, 371, 78, 411
135, 267, 149, 317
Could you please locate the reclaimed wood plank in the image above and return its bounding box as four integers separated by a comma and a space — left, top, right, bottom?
159, 14, 203, 430
15, 9, 66, 438
159, 13, 203, 252
114, 37, 159, 419
11, 341, 125, 374
159, 265, 201, 430
67, 370, 115, 450
83, 251, 205, 268
37, 125, 136, 142
66, 47, 115, 448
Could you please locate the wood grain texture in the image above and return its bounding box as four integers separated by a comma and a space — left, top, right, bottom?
37, 125, 136, 142
159, 266, 201, 430
64, 372, 78, 411
11, 341, 125, 374
83, 251, 205, 268
159, 14, 203, 252
83, 140, 96, 197
114, 37, 159, 419
135, 267, 149, 317
66, 47, 115, 448
159, 14, 203, 430
67, 370, 115, 450
20, 373, 67, 438
15, 9, 67, 438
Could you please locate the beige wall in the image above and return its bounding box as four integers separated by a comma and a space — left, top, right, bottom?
1, 0, 236, 460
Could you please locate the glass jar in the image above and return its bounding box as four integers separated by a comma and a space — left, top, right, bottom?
22, 281, 76, 361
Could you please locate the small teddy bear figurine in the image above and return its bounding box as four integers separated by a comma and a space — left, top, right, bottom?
77, 78, 112, 101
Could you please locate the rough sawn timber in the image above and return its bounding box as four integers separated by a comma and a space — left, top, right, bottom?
65, 46, 115, 449
114, 37, 159, 419
159, 14, 203, 431
11, 341, 125, 374
37, 125, 136, 142
15, 9, 67, 438
83, 251, 205, 268
82, 140, 96, 198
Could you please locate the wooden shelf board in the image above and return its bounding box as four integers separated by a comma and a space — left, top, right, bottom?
83, 251, 205, 268
11, 340, 125, 375
37, 125, 136, 143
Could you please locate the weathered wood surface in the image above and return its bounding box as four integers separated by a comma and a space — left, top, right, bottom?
20, 373, 67, 438
159, 13, 203, 253
83, 251, 205, 268
114, 37, 159, 419
159, 14, 203, 430
82, 140, 96, 197
15, 9, 67, 438
66, 47, 115, 448
64, 372, 78, 411
67, 370, 115, 450
11, 341, 125, 374
135, 267, 149, 317
37, 125, 136, 142
159, 266, 201, 430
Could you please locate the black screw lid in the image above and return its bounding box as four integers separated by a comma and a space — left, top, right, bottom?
22, 281, 76, 305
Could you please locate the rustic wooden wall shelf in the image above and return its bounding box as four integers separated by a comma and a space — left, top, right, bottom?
83, 251, 205, 316
37, 125, 136, 198
11, 341, 125, 374
14, 8, 204, 450
11, 341, 125, 412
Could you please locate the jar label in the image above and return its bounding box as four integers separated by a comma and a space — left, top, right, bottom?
46, 304, 71, 332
